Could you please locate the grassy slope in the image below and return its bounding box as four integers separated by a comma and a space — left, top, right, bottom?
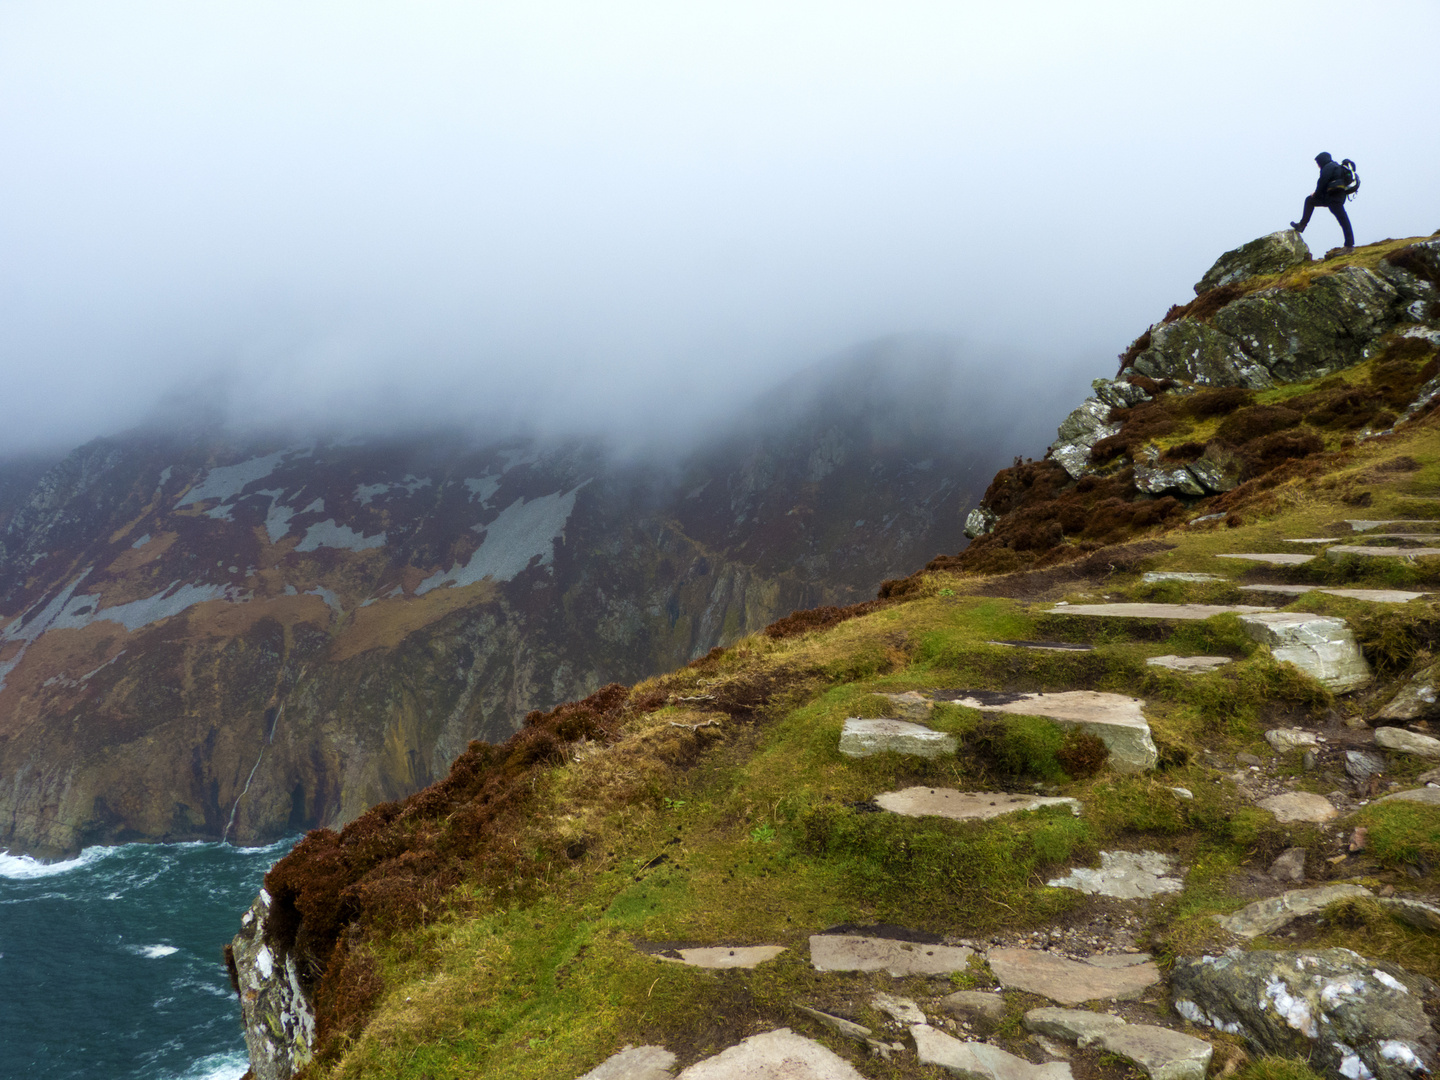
281, 242, 1440, 1080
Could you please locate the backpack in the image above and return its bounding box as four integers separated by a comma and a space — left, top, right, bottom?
1327, 158, 1360, 200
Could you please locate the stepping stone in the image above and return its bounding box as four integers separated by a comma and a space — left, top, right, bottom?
1047, 603, 1270, 620
578, 1044, 678, 1080
1235, 612, 1372, 692
676, 1028, 865, 1079
1047, 850, 1183, 899
1024, 1007, 1127, 1046
949, 690, 1158, 773
650, 945, 786, 969
1345, 749, 1387, 782
1378, 896, 1440, 932
989, 640, 1093, 652
986, 948, 1160, 1004
879, 691, 934, 720
1325, 544, 1440, 561
1239, 584, 1428, 602
1264, 727, 1319, 752
1215, 552, 1316, 565
872, 992, 926, 1024
809, 934, 974, 976
1098, 1025, 1213, 1080
941, 991, 1007, 1024
796, 1006, 872, 1042
1376, 664, 1440, 720
1374, 726, 1440, 759
838, 718, 958, 758
1213, 883, 1373, 938
875, 788, 1081, 822
1347, 519, 1440, 532
1142, 572, 1222, 584
1255, 792, 1337, 823
911, 1025, 1073, 1080
1146, 655, 1231, 672
1280, 537, 1341, 544
1375, 787, 1440, 807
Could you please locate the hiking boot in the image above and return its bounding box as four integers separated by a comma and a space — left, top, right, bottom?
1289, 221, 1304, 231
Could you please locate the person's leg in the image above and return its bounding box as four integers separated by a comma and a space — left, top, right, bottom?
1329, 201, 1354, 247
1292, 195, 1317, 231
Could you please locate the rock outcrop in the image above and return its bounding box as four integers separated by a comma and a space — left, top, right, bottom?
1193, 229, 1312, 295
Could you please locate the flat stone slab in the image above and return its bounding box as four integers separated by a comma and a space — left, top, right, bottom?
1237, 612, 1372, 692
986, 948, 1161, 1004
1264, 727, 1320, 752
911, 1025, 1073, 1080
1146, 655, 1231, 672
948, 690, 1158, 773
839, 718, 958, 758
1326, 544, 1440, 561
872, 993, 926, 1024
942, 991, 1007, 1023
875, 788, 1081, 822
1375, 727, 1440, 759
677, 1028, 865, 1079
1348, 520, 1440, 532
989, 640, 1093, 652
1280, 537, 1342, 544
810, 935, 974, 976
1214, 883, 1372, 938
1024, 1007, 1127, 1046
1375, 787, 1440, 807
1255, 792, 1337, 824
651, 945, 786, 969
579, 1045, 678, 1080
796, 1006, 871, 1042
1098, 1025, 1213, 1080
1047, 850, 1183, 899
1048, 603, 1270, 620
1214, 552, 1316, 565
1238, 584, 1428, 602
1142, 572, 1223, 584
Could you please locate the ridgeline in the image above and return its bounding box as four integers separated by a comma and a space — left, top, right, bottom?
233, 229, 1440, 1080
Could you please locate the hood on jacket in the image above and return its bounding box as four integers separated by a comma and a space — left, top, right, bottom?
1315, 151, 1333, 166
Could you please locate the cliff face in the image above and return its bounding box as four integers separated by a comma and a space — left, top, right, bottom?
0, 345, 1030, 857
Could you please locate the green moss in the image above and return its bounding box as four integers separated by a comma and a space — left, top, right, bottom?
1354, 800, 1440, 874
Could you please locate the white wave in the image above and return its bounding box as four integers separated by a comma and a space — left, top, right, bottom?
0, 846, 115, 880
169, 1050, 249, 1080
134, 944, 180, 958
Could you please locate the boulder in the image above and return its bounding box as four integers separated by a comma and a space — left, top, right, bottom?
1374, 727, 1440, 760
1266, 728, 1320, 753
1023, 1007, 1127, 1046
676, 1028, 866, 1079
1346, 750, 1387, 783
1091, 377, 1154, 409
948, 690, 1157, 773
875, 788, 1081, 822
809, 934, 974, 976
1047, 850, 1184, 899
1194, 230, 1311, 295
910, 1025, 1073, 1080
1376, 665, 1440, 721
1098, 1025, 1213, 1080
1237, 612, 1373, 692
1214, 884, 1373, 938
1135, 462, 1206, 497
1049, 399, 1121, 479
1129, 319, 1276, 388
838, 718, 958, 758
1186, 454, 1242, 493
1256, 792, 1338, 824
986, 948, 1160, 1004
1171, 948, 1438, 1080
965, 507, 999, 540
1375, 787, 1440, 808
579, 1045, 679, 1080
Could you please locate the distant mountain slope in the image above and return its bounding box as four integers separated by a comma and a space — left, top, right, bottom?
0, 341, 1044, 856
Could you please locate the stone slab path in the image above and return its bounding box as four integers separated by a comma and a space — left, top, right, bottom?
875, 788, 1081, 821
987, 948, 1160, 1004
1254, 792, 1337, 823
911, 1025, 1072, 1080
1146, 655, 1231, 672
1048, 603, 1270, 620
1142, 572, 1222, 584
1214, 552, 1315, 565
675, 1028, 866, 1079
1047, 851, 1183, 899
650, 946, 786, 969
1347, 519, 1440, 531
1238, 584, 1428, 602
1099, 1025, 1213, 1080
838, 718, 957, 758
1326, 544, 1440, 560
949, 690, 1158, 773
1235, 612, 1372, 691
809, 934, 974, 976
989, 640, 1094, 652
578, 1045, 678, 1080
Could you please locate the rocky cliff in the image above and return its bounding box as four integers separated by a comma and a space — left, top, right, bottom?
0, 343, 1038, 857
230, 229, 1440, 1080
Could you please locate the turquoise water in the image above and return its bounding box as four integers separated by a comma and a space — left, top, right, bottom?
0, 837, 297, 1079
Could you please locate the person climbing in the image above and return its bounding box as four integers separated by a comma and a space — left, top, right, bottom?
1291, 151, 1355, 249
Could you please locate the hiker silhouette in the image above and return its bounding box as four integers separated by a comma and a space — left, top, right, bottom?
1291, 152, 1354, 248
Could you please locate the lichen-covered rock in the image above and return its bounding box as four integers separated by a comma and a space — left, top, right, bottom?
1237, 613, 1373, 692
1092, 377, 1154, 409
1376, 663, 1440, 722
965, 506, 999, 539
1186, 453, 1241, 493
231, 890, 315, 1080
1130, 319, 1276, 388
1194, 230, 1311, 295
1049, 398, 1122, 479
1171, 949, 1438, 1080
1134, 462, 1206, 496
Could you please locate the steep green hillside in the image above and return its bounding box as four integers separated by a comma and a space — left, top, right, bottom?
232, 232, 1440, 1080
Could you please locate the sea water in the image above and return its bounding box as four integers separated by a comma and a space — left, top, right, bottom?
0, 836, 298, 1080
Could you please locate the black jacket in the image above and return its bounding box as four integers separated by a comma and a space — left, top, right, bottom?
1314, 154, 1348, 203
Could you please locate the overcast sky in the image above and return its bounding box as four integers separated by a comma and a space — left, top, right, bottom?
2, 1, 1437, 456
